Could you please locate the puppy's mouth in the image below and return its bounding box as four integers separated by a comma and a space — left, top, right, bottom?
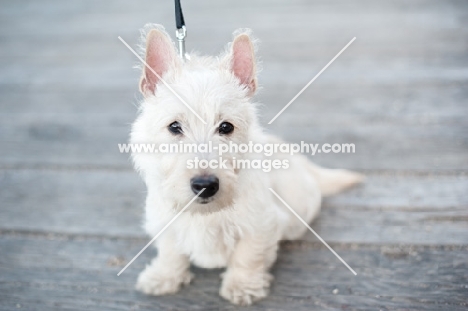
197, 197, 215, 204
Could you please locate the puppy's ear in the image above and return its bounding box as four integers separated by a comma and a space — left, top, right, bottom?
140, 29, 179, 97
229, 32, 257, 96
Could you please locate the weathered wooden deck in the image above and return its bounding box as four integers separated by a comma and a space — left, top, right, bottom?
1, 0, 467, 310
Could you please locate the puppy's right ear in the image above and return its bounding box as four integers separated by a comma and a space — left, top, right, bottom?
140, 29, 179, 97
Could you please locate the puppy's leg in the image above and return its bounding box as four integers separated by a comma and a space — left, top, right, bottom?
136, 233, 193, 296
220, 236, 278, 306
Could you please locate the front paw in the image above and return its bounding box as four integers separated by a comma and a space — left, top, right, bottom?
136, 266, 193, 296
220, 270, 273, 306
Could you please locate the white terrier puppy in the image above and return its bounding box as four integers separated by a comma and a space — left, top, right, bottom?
130, 24, 363, 305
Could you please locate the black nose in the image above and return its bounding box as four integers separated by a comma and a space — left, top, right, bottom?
190, 175, 219, 198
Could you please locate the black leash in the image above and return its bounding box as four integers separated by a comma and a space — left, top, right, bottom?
174, 0, 185, 30
174, 0, 187, 60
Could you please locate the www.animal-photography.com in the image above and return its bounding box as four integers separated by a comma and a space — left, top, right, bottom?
1, 1, 467, 310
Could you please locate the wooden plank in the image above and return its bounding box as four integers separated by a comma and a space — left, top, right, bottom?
2, 44, 467, 88
1, 0, 466, 41
1, 170, 467, 245
324, 172, 468, 210
1, 84, 466, 130
0, 0, 467, 88
0, 83, 466, 169
0, 169, 144, 238
1, 123, 466, 170
1, 233, 466, 310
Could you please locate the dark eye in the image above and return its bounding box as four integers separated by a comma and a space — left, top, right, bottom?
168, 121, 183, 135
219, 122, 234, 135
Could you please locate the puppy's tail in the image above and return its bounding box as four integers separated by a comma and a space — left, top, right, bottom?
306, 163, 364, 197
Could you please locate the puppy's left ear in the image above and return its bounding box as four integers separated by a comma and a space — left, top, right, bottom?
228, 32, 257, 96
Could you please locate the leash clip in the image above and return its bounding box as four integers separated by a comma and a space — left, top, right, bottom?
175, 26, 188, 61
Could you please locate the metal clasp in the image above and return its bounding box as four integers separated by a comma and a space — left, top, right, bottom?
175, 26, 188, 61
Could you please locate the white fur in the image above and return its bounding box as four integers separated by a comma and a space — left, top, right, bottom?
130, 24, 363, 306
